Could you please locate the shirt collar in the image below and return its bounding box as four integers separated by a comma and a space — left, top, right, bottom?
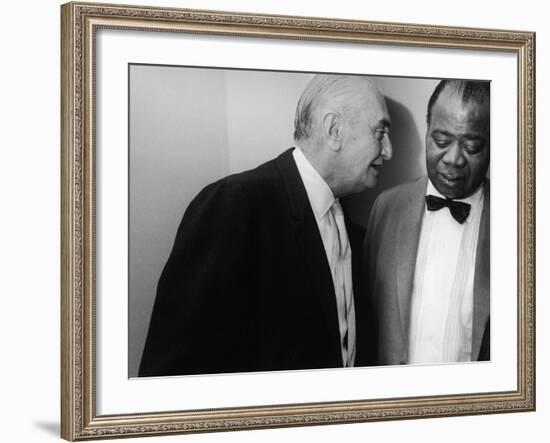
292, 147, 335, 220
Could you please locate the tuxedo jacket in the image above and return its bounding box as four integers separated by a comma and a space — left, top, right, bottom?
139, 148, 371, 377
365, 176, 490, 365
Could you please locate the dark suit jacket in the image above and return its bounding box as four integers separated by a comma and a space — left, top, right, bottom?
365, 176, 490, 365
139, 148, 370, 377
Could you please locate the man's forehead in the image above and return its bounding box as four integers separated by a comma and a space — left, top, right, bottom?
374, 103, 392, 127
432, 91, 488, 125
358, 91, 391, 124
357, 106, 391, 129
435, 86, 488, 111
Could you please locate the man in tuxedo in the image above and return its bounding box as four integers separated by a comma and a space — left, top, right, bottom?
366, 79, 490, 365
139, 74, 393, 376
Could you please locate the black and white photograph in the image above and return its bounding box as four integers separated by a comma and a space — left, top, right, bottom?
128, 67, 490, 378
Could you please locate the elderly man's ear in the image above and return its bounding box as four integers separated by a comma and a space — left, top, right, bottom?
322, 111, 343, 152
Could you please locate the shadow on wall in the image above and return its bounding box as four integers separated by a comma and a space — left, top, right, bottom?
344, 96, 425, 228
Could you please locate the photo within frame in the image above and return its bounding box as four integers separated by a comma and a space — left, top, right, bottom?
129, 65, 490, 378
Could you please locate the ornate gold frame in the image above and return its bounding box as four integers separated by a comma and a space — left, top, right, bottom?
61, 1, 536, 440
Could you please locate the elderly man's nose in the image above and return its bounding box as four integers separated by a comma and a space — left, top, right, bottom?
382, 136, 393, 161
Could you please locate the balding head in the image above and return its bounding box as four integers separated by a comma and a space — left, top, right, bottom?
294, 75, 383, 144
293, 74, 393, 197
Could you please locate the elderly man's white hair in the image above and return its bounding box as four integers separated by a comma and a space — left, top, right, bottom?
293, 74, 380, 143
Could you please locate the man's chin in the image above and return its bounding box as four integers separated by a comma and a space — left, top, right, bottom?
353, 180, 376, 194
430, 172, 467, 198
432, 179, 465, 199
366, 168, 380, 188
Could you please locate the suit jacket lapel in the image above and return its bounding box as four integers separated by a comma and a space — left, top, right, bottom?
396, 177, 427, 351
275, 149, 343, 366
472, 181, 490, 359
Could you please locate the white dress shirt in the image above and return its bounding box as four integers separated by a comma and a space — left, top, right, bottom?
408, 180, 484, 364
292, 148, 356, 366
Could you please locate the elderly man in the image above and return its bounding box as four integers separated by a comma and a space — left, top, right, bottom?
366, 79, 490, 365
139, 74, 392, 376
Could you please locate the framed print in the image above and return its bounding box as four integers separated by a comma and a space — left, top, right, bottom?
61, 1, 536, 441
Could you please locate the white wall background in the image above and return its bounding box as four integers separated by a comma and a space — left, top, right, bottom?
0, 0, 547, 442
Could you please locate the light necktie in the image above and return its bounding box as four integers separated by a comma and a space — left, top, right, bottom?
327, 200, 356, 367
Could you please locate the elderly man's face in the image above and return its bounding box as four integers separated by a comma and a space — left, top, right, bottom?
426, 89, 490, 199
339, 94, 392, 194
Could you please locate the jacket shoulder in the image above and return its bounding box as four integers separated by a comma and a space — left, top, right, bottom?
191, 156, 280, 203
373, 176, 426, 213
213, 156, 281, 192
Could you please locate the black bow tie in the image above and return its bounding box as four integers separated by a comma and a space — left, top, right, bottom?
425, 195, 471, 224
